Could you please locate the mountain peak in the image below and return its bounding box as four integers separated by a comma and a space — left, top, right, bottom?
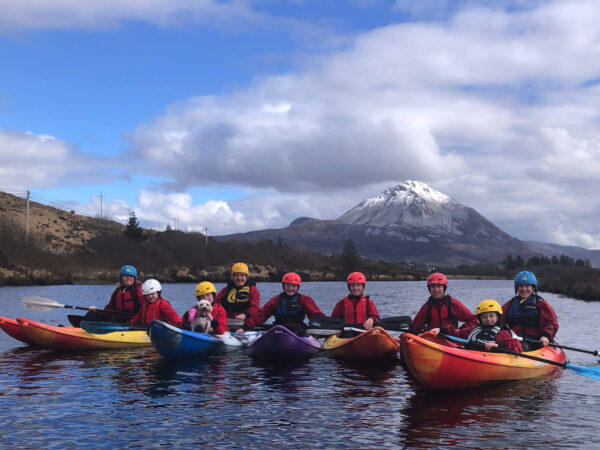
337, 180, 459, 228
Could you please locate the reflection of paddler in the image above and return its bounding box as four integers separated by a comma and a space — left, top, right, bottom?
215, 262, 260, 333
400, 375, 560, 448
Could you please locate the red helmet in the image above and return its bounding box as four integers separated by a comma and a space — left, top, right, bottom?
427, 272, 448, 287
347, 272, 366, 284
282, 272, 301, 287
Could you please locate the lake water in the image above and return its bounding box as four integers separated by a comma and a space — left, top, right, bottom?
1, 280, 599, 448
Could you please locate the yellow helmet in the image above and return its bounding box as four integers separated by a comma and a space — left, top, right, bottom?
195, 281, 216, 298
231, 262, 249, 278
475, 299, 503, 316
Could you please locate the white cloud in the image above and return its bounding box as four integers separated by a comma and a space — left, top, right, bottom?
0, 0, 261, 32
0, 129, 119, 192
0, 130, 76, 190
6, 0, 600, 248
124, 0, 600, 247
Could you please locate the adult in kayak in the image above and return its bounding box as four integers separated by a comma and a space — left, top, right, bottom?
87, 265, 143, 323
502, 271, 559, 351
181, 281, 228, 334
251, 272, 325, 336
129, 279, 181, 326
330, 272, 380, 331
465, 299, 522, 352
215, 262, 260, 333
409, 272, 477, 337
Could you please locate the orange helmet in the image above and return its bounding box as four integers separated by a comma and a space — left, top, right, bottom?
427, 272, 448, 287
347, 272, 366, 284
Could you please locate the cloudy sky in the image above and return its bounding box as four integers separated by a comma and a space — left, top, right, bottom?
2, 0, 600, 248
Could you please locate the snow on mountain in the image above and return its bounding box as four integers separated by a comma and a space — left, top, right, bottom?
337, 180, 468, 234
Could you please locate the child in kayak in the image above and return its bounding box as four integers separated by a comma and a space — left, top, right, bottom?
251, 272, 325, 336
330, 272, 380, 330
502, 271, 559, 351
87, 264, 143, 323
465, 299, 522, 352
181, 281, 228, 334
215, 262, 260, 332
410, 272, 477, 337
129, 279, 181, 326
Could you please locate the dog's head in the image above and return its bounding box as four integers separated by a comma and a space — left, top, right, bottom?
197, 299, 213, 315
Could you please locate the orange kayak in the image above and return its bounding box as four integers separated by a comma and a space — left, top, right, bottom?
400, 332, 567, 390
322, 326, 399, 361
15, 317, 151, 351
0, 317, 39, 346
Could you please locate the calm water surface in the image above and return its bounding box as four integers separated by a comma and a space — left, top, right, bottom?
1, 280, 599, 448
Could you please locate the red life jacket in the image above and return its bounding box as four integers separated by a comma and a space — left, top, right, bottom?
108, 282, 142, 313
342, 296, 367, 323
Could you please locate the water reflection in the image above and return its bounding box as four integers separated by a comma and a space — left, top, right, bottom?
400, 372, 563, 448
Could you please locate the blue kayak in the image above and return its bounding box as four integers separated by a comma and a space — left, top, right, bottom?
247, 324, 321, 360
149, 320, 253, 359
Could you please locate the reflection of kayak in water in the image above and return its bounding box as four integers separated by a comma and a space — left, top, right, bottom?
148, 320, 255, 360
322, 326, 400, 361
0, 316, 39, 346
400, 331, 566, 390
13, 317, 151, 351
247, 325, 321, 360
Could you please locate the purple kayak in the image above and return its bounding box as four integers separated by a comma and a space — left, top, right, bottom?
247, 325, 321, 360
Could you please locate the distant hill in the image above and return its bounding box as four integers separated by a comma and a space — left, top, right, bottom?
215, 180, 537, 266
0, 191, 421, 285
524, 241, 600, 267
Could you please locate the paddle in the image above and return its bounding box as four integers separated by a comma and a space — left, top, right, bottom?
82, 318, 248, 334
20, 296, 134, 316
521, 338, 599, 357
307, 315, 412, 336
438, 333, 600, 381
80, 320, 148, 334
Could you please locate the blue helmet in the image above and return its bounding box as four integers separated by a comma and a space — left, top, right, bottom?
514, 271, 537, 293
119, 265, 137, 279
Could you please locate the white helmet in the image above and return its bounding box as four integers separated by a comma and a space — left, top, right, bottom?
142, 279, 161, 295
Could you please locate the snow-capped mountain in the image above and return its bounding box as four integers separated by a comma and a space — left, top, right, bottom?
339, 180, 462, 230
215, 180, 535, 266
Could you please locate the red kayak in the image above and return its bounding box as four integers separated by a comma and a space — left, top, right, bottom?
400, 331, 567, 390
322, 326, 399, 361
0, 316, 39, 346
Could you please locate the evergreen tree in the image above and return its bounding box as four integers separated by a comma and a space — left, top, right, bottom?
125, 211, 145, 241
502, 254, 515, 270
341, 239, 360, 274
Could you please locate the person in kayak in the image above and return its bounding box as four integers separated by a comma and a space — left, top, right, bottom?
129, 279, 181, 326
465, 299, 522, 352
181, 281, 228, 334
251, 272, 325, 336
410, 272, 477, 337
87, 264, 143, 323
215, 262, 260, 333
330, 272, 380, 330
502, 271, 559, 351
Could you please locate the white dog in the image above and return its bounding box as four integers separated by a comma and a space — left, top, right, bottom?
192, 299, 213, 333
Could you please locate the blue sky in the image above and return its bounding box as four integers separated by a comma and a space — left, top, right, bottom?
2, 0, 600, 248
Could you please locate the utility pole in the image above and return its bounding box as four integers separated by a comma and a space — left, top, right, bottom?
205, 227, 208, 245
25, 190, 30, 242
99, 192, 104, 220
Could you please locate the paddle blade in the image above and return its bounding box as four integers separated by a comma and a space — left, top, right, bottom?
20, 296, 63, 311
566, 363, 600, 380
80, 320, 130, 334
308, 316, 344, 329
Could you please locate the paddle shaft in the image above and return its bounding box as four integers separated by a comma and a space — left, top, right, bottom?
532, 340, 598, 356
66, 305, 134, 315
